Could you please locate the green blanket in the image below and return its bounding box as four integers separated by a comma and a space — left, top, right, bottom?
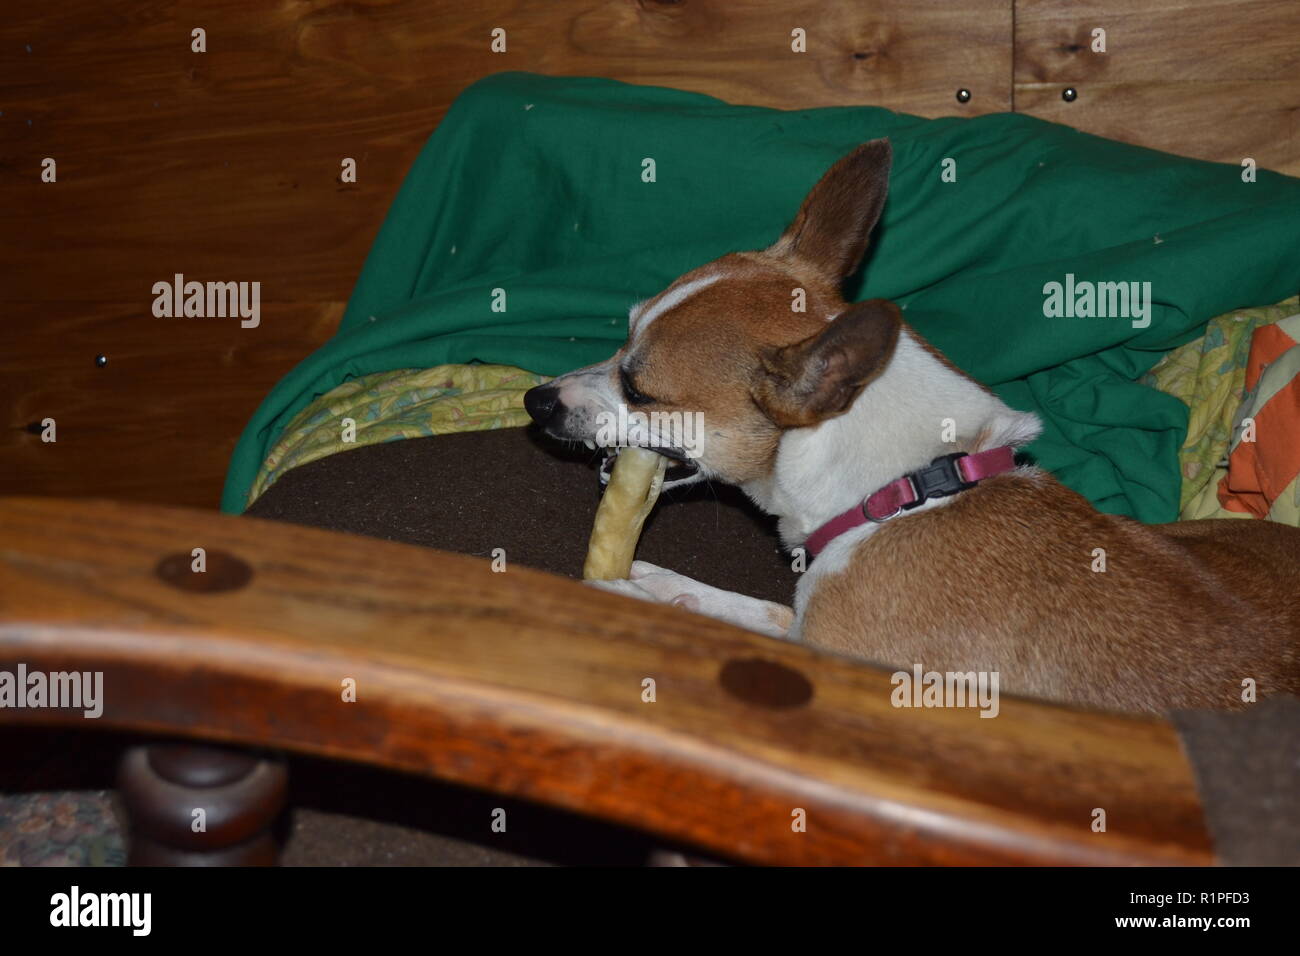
221, 72, 1300, 520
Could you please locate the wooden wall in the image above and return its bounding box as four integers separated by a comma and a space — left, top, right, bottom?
3, 1, 1297, 509
1015, 0, 1300, 173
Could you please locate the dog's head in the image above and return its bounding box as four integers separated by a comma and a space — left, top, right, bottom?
524, 140, 901, 485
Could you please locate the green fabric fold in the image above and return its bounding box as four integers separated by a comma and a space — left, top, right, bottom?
222, 71, 1300, 519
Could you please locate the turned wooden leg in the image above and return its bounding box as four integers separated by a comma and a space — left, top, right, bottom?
117, 743, 288, 866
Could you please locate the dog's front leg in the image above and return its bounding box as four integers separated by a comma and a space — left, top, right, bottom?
588, 561, 794, 639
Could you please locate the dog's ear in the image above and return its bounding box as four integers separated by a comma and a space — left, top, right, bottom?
753, 299, 902, 427
769, 139, 892, 284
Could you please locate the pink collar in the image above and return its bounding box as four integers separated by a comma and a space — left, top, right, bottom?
803, 447, 1017, 559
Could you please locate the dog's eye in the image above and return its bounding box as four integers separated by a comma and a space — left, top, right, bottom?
620, 367, 654, 406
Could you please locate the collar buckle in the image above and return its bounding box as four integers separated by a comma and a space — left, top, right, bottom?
910, 452, 977, 502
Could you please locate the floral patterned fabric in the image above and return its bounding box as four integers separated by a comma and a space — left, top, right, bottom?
248, 363, 549, 506
1140, 295, 1299, 521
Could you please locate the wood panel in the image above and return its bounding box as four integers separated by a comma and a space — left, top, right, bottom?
0, 0, 1011, 305
0, 0, 1009, 507
1015, 0, 1300, 175
0, 497, 1215, 865
0, 302, 343, 509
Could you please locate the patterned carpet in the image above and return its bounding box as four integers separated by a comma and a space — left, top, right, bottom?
0, 790, 126, 867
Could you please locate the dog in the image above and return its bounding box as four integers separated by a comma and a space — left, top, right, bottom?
524, 140, 1300, 714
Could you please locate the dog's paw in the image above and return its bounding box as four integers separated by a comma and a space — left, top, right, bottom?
584, 565, 703, 611
587, 563, 793, 638
626, 561, 705, 611
627, 561, 793, 638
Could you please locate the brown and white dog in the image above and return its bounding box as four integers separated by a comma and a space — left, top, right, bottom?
524, 140, 1300, 715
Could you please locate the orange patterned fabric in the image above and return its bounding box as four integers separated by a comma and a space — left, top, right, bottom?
1218, 319, 1300, 520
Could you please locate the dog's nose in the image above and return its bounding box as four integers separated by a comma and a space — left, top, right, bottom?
524, 384, 560, 425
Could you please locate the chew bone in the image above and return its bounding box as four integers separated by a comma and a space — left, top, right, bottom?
583, 447, 669, 580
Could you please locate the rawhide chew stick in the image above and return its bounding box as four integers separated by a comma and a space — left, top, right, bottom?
583, 447, 669, 580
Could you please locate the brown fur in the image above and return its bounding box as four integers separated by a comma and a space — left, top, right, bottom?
802, 471, 1300, 713
626, 256, 847, 483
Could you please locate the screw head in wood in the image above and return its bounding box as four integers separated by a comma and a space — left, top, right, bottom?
956, 88, 971, 104
1063, 87, 1078, 102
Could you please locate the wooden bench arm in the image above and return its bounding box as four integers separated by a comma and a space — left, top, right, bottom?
0, 497, 1213, 865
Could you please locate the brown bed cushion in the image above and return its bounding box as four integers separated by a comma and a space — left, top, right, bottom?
245, 426, 799, 606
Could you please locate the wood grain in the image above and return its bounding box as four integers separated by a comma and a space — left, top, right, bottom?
0, 301, 343, 509
0, 497, 1216, 865
0, 1, 1010, 305
1015, 0, 1300, 175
